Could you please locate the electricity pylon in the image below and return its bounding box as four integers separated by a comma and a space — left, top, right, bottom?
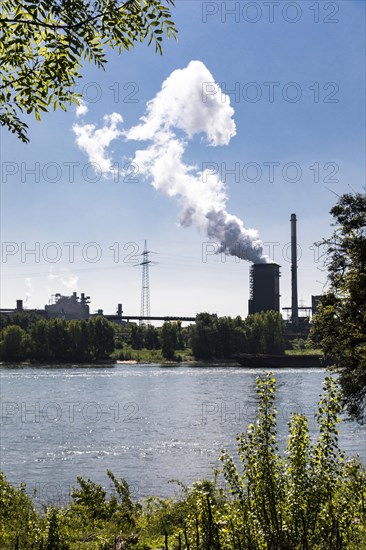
139, 240, 151, 325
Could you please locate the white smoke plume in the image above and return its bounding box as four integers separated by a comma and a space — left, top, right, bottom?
73, 113, 123, 173
126, 60, 236, 145
24, 277, 33, 307
75, 99, 89, 118
73, 60, 267, 263
48, 268, 79, 291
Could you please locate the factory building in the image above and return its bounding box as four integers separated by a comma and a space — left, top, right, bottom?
45, 292, 90, 320
248, 263, 281, 314
3, 214, 324, 326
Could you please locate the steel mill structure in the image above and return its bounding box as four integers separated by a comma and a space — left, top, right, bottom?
248, 263, 281, 314
1, 217, 321, 329
290, 213, 299, 328
247, 213, 320, 335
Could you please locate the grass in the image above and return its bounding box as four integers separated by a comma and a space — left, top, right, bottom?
112, 346, 325, 362
111, 347, 194, 363
285, 348, 323, 356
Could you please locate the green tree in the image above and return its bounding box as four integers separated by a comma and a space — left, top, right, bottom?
215, 316, 234, 358
244, 310, 285, 354
0, 324, 28, 360
42, 507, 69, 550
311, 192, 366, 422
0, 311, 43, 331
47, 318, 70, 361
262, 310, 285, 354
245, 312, 267, 353
144, 324, 160, 350
220, 374, 366, 548
88, 316, 115, 359
0, 0, 177, 142
29, 319, 52, 361
190, 313, 219, 359
175, 320, 185, 349
131, 323, 143, 349
71, 476, 111, 520
0, 472, 41, 548
66, 471, 140, 544
160, 321, 177, 359
68, 319, 91, 361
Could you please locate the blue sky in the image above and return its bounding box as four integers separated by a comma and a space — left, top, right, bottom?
1, 0, 365, 319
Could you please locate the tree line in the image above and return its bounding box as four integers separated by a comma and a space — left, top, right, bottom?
114, 310, 285, 360
0, 310, 285, 362
0, 315, 115, 362
190, 310, 285, 359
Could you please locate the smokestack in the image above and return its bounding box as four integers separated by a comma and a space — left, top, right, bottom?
248, 263, 281, 314
291, 213, 299, 328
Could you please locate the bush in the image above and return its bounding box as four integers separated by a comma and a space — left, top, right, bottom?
0, 472, 41, 547
218, 374, 366, 548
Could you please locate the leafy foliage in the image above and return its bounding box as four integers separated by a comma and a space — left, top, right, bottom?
0, 0, 177, 142
190, 311, 285, 359
0, 315, 115, 362
0, 471, 41, 548
160, 321, 179, 360
0, 310, 286, 362
310, 192, 366, 422
218, 375, 366, 549
0, 324, 29, 360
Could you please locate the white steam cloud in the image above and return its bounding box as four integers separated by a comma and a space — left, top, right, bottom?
73, 113, 123, 173
48, 268, 79, 291
73, 60, 267, 263
76, 99, 89, 118
24, 277, 33, 307
127, 60, 236, 145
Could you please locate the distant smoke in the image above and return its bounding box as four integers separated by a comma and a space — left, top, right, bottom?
206, 211, 266, 263
73, 60, 268, 263
48, 268, 79, 291
24, 277, 33, 307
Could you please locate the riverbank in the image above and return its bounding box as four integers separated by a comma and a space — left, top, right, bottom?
233, 353, 333, 369
0, 351, 328, 368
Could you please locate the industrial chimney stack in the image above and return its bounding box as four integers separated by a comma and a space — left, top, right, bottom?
291, 213, 299, 327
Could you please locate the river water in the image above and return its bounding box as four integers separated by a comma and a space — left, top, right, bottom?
1, 364, 365, 505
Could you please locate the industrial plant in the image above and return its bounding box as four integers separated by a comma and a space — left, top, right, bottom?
45, 292, 90, 320
1, 214, 321, 336
247, 214, 320, 338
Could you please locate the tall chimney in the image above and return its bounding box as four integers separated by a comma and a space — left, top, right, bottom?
291, 213, 299, 328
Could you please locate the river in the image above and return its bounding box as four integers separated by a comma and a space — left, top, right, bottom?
1, 364, 365, 506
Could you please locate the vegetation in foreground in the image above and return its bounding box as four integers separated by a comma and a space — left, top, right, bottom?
1, 375, 365, 549
1, 0, 177, 143
310, 192, 366, 423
